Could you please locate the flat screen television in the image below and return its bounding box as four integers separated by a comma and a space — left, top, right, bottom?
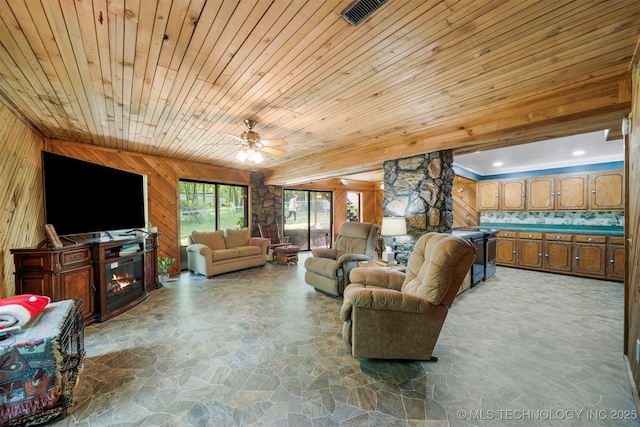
42, 151, 146, 236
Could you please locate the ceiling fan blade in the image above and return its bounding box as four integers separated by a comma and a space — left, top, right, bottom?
260, 146, 286, 156
261, 138, 287, 147
221, 132, 244, 142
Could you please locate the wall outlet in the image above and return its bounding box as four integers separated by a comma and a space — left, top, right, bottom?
636, 340, 640, 363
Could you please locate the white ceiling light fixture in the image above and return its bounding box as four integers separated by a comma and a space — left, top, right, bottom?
217, 119, 287, 165
493, 161, 503, 167
236, 144, 264, 164
572, 150, 585, 156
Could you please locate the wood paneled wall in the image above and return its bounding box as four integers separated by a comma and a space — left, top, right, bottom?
452, 176, 479, 228
0, 104, 45, 297
47, 139, 252, 276
625, 64, 640, 392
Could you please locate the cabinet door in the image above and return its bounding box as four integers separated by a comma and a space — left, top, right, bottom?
60, 265, 95, 320
477, 181, 500, 211
590, 171, 624, 210
543, 240, 572, 272
526, 177, 555, 211
555, 175, 588, 210
500, 180, 525, 211
573, 243, 606, 277
518, 239, 543, 269
496, 238, 517, 265
607, 244, 625, 280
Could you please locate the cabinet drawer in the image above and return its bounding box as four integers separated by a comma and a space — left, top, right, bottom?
62, 249, 91, 266
609, 236, 624, 245
544, 234, 572, 242
498, 231, 517, 238
575, 235, 606, 244
517, 232, 543, 240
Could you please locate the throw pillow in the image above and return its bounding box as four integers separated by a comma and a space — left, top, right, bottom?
191, 230, 226, 250
225, 228, 250, 248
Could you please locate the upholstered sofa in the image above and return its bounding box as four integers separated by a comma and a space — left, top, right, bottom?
186, 228, 270, 278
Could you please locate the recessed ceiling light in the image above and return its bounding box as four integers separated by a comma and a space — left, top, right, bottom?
493, 161, 503, 167
572, 150, 585, 156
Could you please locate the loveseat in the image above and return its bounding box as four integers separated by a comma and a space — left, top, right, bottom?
186, 228, 270, 278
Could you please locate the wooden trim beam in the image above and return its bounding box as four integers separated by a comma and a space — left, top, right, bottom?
264, 76, 632, 185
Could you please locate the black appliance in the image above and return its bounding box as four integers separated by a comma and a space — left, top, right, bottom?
470, 235, 485, 286
483, 230, 498, 281
453, 227, 499, 284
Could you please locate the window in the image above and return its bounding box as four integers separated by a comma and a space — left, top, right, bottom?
179, 180, 247, 245
347, 192, 361, 222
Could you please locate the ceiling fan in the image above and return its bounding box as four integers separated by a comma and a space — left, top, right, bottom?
221, 119, 287, 164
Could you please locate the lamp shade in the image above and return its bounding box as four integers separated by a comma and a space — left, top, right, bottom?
380, 217, 407, 236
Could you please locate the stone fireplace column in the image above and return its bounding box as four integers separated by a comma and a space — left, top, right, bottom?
250, 172, 284, 237
383, 150, 454, 264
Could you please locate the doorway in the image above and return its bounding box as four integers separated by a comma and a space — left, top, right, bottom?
283, 190, 332, 250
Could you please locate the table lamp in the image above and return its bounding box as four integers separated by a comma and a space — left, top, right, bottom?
380, 217, 407, 263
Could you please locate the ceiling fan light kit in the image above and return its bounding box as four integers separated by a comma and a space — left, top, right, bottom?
236, 147, 263, 164
218, 119, 287, 165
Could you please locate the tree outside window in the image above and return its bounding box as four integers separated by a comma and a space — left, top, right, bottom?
179, 180, 247, 245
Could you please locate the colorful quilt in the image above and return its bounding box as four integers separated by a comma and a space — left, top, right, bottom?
0, 300, 74, 423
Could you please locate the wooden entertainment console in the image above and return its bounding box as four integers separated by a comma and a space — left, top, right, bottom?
11, 233, 161, 325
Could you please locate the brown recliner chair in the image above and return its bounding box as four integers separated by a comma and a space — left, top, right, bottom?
304, 222, 379, 296
340, 232, 475, 361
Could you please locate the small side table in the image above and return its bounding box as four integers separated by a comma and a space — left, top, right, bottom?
357, 260, 406, 272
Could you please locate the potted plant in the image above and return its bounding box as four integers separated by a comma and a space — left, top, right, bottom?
157, 256, 175, 282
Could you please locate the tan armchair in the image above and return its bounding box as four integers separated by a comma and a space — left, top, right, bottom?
304, 222, 379, 296
340, 232, 475, 361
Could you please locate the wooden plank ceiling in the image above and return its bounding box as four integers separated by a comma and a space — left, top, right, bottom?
0, 0, 638, 185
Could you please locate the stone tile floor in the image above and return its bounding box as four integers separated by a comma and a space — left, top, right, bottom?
51, 252, 639, 426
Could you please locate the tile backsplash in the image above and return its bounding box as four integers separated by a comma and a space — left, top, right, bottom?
480, 211, 624, 227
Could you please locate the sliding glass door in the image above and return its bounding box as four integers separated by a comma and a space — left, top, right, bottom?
283, 189, 332, 250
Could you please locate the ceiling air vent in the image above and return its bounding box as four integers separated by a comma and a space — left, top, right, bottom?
341, 0, 389, 26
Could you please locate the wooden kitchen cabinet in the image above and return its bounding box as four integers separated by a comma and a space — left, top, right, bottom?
573, 235, 606, 277
543, 234, 573, 272
495, 230, 622, 281
526, 176, 555, 211
501, 179, 525, 211
476, 169, 623, 213
477, 180, 500, 211
607, 236, 625, 280
555, 175, 588, 210
590, 170, 624, 210
517, 232, 543, 269
496, 231, 517, 265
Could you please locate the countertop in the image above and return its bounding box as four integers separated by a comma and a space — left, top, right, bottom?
474, 223, 624, 236
451, 230, 485, 239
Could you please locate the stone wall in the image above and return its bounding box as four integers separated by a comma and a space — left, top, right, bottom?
383, 150, 454, 263
250, 172, 283, 237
